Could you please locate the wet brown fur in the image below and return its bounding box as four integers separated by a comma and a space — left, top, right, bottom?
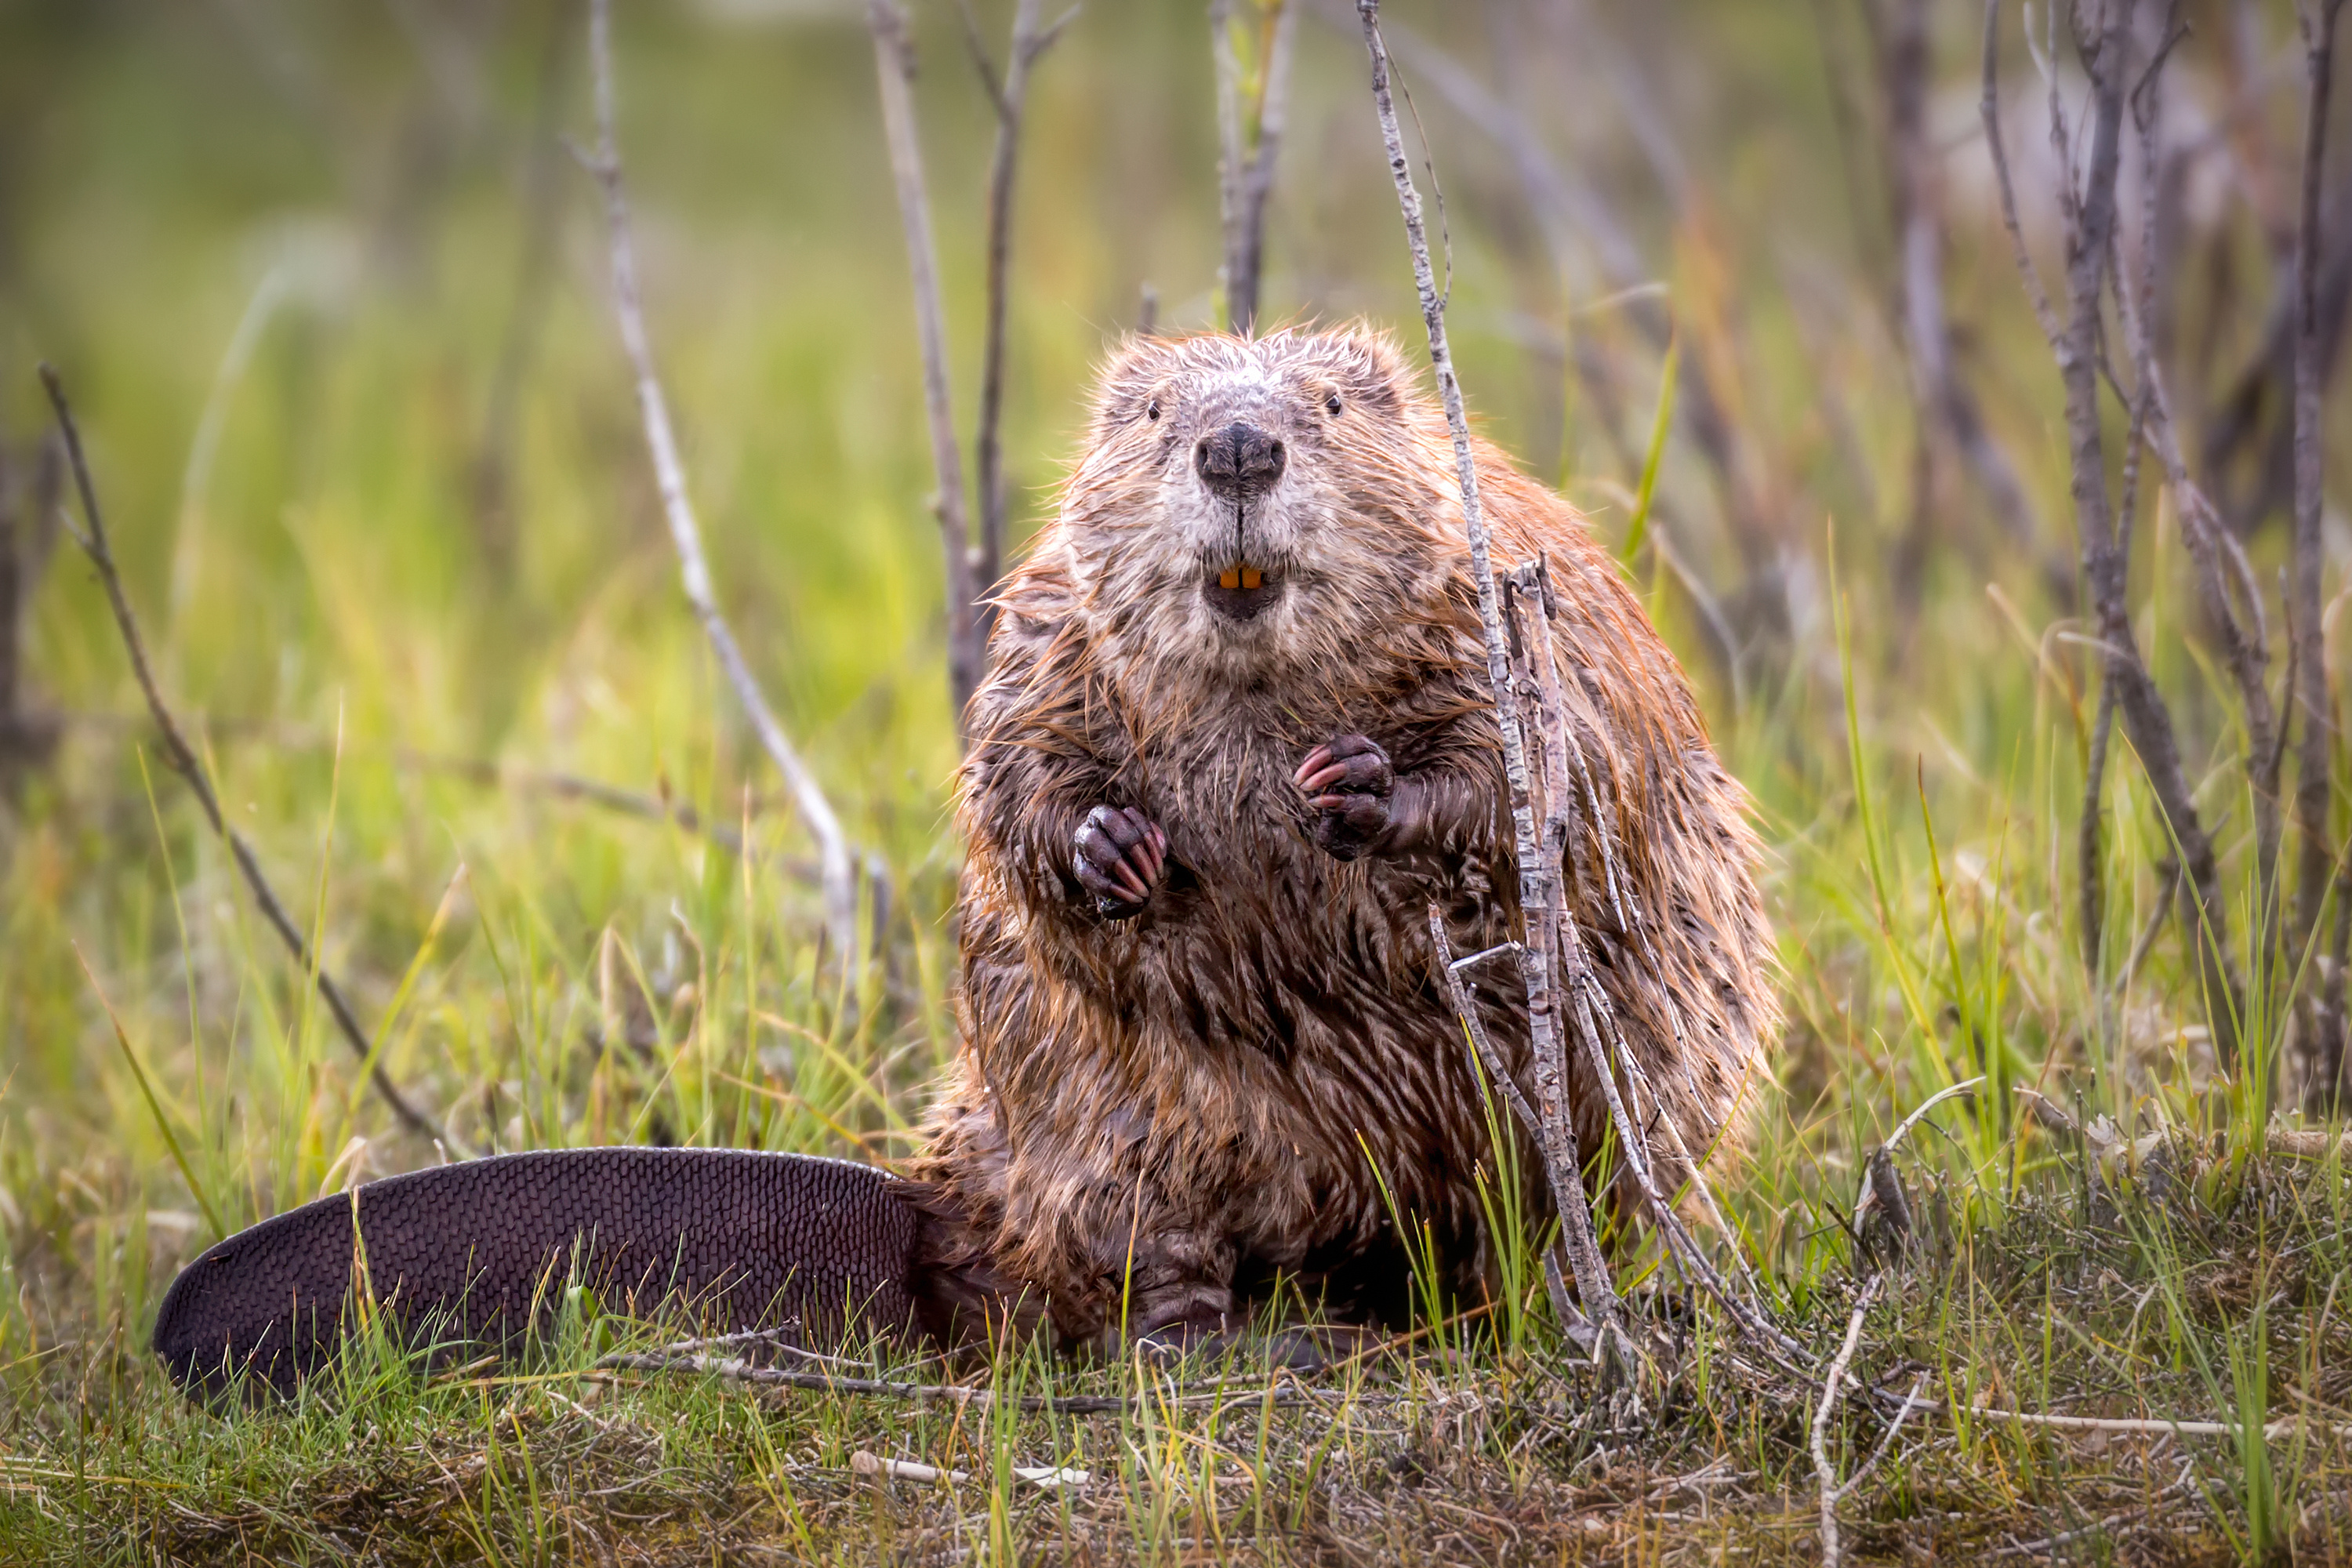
903, 328, 1777, 1349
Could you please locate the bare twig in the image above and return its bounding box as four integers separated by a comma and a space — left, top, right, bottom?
1427, 908, 1539, 1135
1811, 1272, 1885, 1568
0, 437, 64, 781
2108, 24, 2287, 1003
1966, 1397, 2352, 1441
599, 1346, 1329, 1417
851, 1449, 1090, 1490
1212, 0, 1295, 336
868, 0, 983, 742
1306, 0, 1764, 633
1501, 566, 1798, 1365
852, 1450, 973, 1485
1884, 1075, 1985, 1156
38, 365, 461, 1154
1875, 0, 2063, 604
1421, 907, 1590, 1354
2291, 0, 2347, 1088
1984, 0, 2245, 1066
967, 0, 1073, 644
1980, 1, 2061, 348
581, 0, 858, 965
1357, 0, 1626, 1363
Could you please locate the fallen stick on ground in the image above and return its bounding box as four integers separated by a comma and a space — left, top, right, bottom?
1809, 1273, 1884, 1568
1964, 1399, 2352, 1443
39, 365, 463, 1156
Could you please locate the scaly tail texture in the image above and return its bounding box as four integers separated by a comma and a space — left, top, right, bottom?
153, 1148, 925, 1400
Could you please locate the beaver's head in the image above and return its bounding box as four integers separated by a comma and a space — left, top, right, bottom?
1056, 328, 1457, 689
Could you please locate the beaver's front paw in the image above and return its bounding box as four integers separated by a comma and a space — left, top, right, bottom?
1294, 735, 1394, 862
1073, 805, 1167, 919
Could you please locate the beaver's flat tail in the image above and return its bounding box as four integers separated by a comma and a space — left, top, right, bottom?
153, 1147, 924, 1400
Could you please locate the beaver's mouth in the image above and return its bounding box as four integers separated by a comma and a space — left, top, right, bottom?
1203, 561, 1283, 622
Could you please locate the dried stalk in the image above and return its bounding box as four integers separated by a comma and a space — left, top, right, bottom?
1504, 570, 1780, 1337
966, 0, 1073, 643
2292, 0, 2347, 1082
1426, 905, 1599, 1345
1356, 0, 1624, 1356
1984, 0, 2244, 1065
1310, 0, 1762, 604
0, 438, 63, 779
1872, 0, 2063, 605
38, 365, 461, 1154
1212, 0, 1295, 336
868, 0, 982, 741
1810, 1272, 1885, 1568
583, 0, 859, 965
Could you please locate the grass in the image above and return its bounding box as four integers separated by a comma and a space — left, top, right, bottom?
2, 1, 2350, 1561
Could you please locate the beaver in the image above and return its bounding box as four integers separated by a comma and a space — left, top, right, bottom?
151, 325, 1775, 1396
904, 325, 1777, 1351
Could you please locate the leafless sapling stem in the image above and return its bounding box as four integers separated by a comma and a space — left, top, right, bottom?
966, 0, 1073, 644
869, 0, 983, 742
1984, 0, 2245, 1065
583, 0, 859, 965
1211, 0, 1295, 336
2325, 840, 2350, 1103
1356, 0, 1624, 1356
1312, 0, 1763, 610
1507, 563, 1789, 1357
1425, 905, 1593, 1343
38, 365, 462, 1155
2291, 0, 2346, 1023
1874, 0, 2064, 608
0, 448, 18, 752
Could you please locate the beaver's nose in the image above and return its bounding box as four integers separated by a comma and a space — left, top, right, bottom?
1194, 422, 1286, 500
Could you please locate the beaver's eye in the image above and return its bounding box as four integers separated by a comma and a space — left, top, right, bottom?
1324, 393, 1343, 416
1145, 397, 1161, 422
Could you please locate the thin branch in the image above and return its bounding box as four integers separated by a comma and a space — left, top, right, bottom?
970, 0, 1073, 642
38, 365, 461, 1154
1427, 903, 1595, 1345
1213, 0, 1295, 336
1838, 1373, 1929, 1501
1883, 1075, 1985, 1156
1877, 0, 2062, 602
1990, 0, 2245, 1067
1966, 1397, 2352, 1441
1810, 1272, 1885, 1568
867, 0, 983, 742
598, 1346, 1339, 1416
1427, 906, 1541, 1137
581, 0, 858, 966
2291, 0, 2347, 1024
1981, 0, 2063, 348
1356, 0, 1626, 1365
1505, 564, 1794, 1362
2111, 33, 2284, 981
1304, 0, 1764, 623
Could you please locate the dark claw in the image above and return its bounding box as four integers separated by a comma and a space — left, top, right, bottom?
1074, 805, 1166, 918
1294, 734, 1394, 862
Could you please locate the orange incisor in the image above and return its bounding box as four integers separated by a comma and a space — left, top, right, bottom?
1218, 566, 1264, 590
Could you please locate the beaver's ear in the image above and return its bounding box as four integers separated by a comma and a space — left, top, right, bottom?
1322, 325, 1414, 414
1090, 333, 1175, 429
